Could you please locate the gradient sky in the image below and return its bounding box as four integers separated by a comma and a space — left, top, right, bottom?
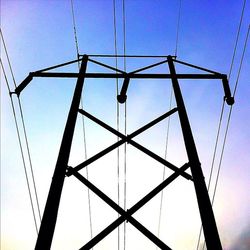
1, 1, 250, 249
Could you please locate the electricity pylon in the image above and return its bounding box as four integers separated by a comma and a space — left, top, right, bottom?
15, 54, 234, 249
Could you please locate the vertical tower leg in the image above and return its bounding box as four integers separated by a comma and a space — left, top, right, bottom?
35, 55, 88, 250
167, 56, 222, 250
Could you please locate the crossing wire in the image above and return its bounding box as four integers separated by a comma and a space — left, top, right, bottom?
156, 1, 182, 246
70, 0, 93, 244
156, 90, 173, 244
1, 59, 39, 234
201, 24, 249, 250
122, 0, 127, 249
208, 24, 249, 248
70, 0, 80, 60
112, 0, 121, 249
174, 0, 182, 57
0, 29, 42, 222
196, 0, 247, 248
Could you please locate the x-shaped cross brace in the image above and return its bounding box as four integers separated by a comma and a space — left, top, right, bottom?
66, 108, 193, 249
67, 108, 192, 181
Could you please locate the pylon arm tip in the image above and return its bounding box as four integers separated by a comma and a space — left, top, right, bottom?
15, 73, 33, 95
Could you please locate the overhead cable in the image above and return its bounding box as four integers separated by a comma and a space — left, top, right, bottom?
1, 59, 39, 234
122, 1, 127, 249
113, 0, 121, 249
196, 1, 247, 248
175, 0, 182, 57
157, 1, 182, 246
70, 0, 80, 60
212, 23, 249, 215
69, 0, 94, 244
1, 29, 42, 222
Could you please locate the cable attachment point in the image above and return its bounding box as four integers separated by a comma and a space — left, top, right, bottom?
225, 96, 235, 106
117, 94, 127, 103
222, 76, 234, 106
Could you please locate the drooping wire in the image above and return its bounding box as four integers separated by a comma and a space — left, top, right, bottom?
122, 0, 127, 249
202, 24, 249, 250
1, 59, 39, 234
112, 0, 121, 249
174, 0, 182, 57
0, 29, 42, 222
70, 0, 93, 244
228, 0, 246, 80
196, 1, 247, 248
156, 1, 182, 246
70, 0, 80, 60
211, 23, 249, 207
195, 100, 225, 250
209, 22, 249, 243
156, 90, 173, 244
0, 30, 17, 88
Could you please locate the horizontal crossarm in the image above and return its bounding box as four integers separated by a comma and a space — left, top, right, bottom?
68, 163, 189, 249
15, 72, 226, 95
77, 109, 192, 180
21, 72, 227, 79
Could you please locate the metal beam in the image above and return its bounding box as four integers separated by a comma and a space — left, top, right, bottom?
69, 163, 189, 249
69, 108, 178, 174
129, 59, 168, 74
34, 55, 88, 250
15, 71, 226, 96
31, 72, 226, 79
69, 168, 172, 250
76, 109, 192, 180
167, 55, 222, 250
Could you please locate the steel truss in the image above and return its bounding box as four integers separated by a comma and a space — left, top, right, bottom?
15, 54, 234, 250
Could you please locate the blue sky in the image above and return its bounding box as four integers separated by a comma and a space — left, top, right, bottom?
1, 0, 250, 249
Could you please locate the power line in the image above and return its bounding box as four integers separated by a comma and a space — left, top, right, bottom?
157, 1, 182, 246
69, 0, 94, 244
228, 0, 246, 80
196, 1, 247, 248
70, 0, 80, 60
122, 0, 127, 71
0, 29, 17, 88
156, 89, 173, 246
112, 0, 121, 249
174, 0, 182, 57
195, 101, 225, 250
122, 1, 127, 249
211, 20, 249, 226
1, 59, 39, 234
1, 29, 42, 222
203, 24, 249, 250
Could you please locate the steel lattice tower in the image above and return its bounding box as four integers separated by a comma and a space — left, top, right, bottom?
15, 54, 234, 250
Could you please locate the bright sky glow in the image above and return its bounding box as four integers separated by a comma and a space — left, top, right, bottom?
1, 1, 250, 250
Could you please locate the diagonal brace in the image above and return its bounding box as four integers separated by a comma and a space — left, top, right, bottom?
67, 163, 189, 249
77, 109, 192, 180
67, 107, 178, 176
69, 168, 172, 250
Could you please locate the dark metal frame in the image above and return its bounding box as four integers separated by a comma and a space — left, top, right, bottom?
15, 55, 234, 250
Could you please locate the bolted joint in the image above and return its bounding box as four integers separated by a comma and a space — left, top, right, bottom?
66, 166, 73, 177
